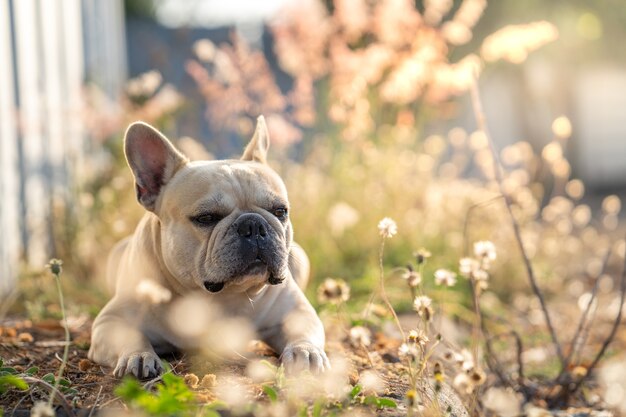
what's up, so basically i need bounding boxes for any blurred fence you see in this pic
[0,0,126,300]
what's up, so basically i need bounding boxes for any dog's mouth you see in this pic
[241,259,268,276]
[204,258,286,293]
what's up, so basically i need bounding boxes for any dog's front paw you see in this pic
[281,342,330,374]
[113,351,164,379]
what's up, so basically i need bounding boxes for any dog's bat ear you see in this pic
[241,115,270,164]
[124,122,188,211]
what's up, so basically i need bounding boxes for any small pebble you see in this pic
[17,332,34,343]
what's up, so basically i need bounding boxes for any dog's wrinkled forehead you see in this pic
[160,160,288,214]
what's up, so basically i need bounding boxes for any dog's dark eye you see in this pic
[191,213,220,226]
[273,207,288,219]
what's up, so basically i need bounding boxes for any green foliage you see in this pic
[115,372,197,416]
[348,384,362,400]
[262,384,278,402]
[363,395,398,409]
[0,357,29,395]
[40,373,77,396]
[347,384,397,410]
[0,375,28,394]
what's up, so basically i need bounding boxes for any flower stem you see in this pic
[379,238,405,341]
[47,274,70,409]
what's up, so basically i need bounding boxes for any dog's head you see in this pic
[124,117,293,294]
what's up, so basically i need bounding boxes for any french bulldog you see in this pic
[88,117,328,378]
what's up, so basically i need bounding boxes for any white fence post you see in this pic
[0,0,20,300]
[14,0,50,267]
[1,0,125,299]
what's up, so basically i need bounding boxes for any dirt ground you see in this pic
[0,314,622,416]
[0,316,440,416]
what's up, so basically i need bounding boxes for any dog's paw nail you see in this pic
[282,343,329,375]
[113,352,162,379]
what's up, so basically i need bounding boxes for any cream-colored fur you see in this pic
[89,117,327,378]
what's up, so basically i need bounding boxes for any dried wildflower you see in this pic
[458,349,475,372]
[442,349,455,361]
[399,342,420,360]
[369,303,389,318]
[200,373,217,389]
[407,329,429,347]
[349,326,372,347]
[46,259,63,276]
[434,269,457,287]
[473,240,496,262]
[317,278,350,304]
[31,402,55,417]
[377,217,398,238]
[459,257,478,277]
[413,295,434,321]
[405,389,418,406]
[406,389,418,407]
[360,370,385,394]
[433,361,445,382]
[136,279,172,305]
[459,254,490,292]
[453,372,473,394]
[414,248,432,265]
[401,267,422,287]
[469,368,486,386]
[184,373,200,388]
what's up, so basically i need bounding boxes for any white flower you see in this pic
[458,348,475,372]
[377,217,398,238]
[473,268,489,282]
[407,329,429,347]
[413,295,432,310]
[474,240,496,262]
[459,257,490,291]
[434,269,457,287]
[399,342,419,360]
[459,257,478,277]
[413,295,434,320]
[401,269,422,287]
[136,279,172,305]
[453,372,473,394]
[31,402,55,417]
[349,326,372,347]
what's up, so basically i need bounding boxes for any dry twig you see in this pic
[557,247,612,384]
[570,240,626,395]
[469,81,565,367]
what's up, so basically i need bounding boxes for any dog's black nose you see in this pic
[204,281,224,293]
[236,214,267,238]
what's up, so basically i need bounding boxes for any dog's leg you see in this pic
[258,279,329,374]
[89,298,163,378]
